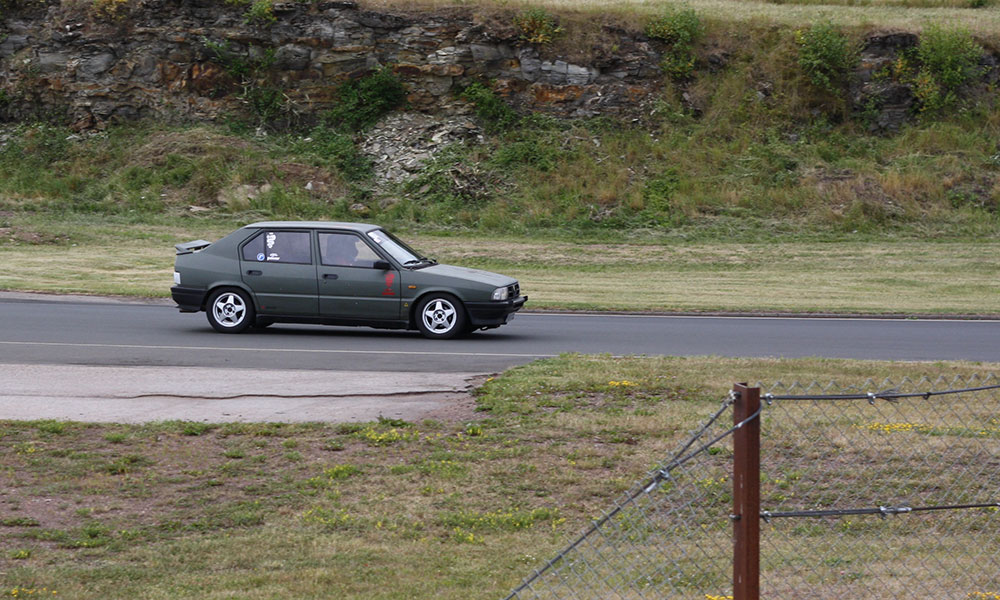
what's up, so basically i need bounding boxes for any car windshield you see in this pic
[367,229,433,267]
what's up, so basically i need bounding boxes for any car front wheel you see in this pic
[416,294,466,340]
[206,288,255,334]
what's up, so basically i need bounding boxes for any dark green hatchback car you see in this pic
[171,222,526,339]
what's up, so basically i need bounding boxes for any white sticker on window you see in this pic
[266,232,276,249]
[267,253,280,261]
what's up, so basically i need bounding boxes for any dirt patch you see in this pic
[129,129,254,167]
[275,161,349,199]
[0,226,70,245]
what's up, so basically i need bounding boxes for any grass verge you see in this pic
[1,355,997,598]
[2,213,1000,314]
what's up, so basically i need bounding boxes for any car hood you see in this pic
[418,264,516,287]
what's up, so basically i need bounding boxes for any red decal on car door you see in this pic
[383,273,396,296]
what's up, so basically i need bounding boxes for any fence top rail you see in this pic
[761,502,1000,521]
[763,382,1000,403]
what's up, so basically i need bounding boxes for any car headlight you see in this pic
[491,286,509,301]
[174,272,181,285]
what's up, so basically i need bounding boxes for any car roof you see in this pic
[243,221,382,233]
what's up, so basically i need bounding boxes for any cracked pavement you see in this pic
[0,364,481,423]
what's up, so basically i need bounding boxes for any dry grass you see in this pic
[361,0,1000,36]
[2,355,997,598]
[426,237,1000,314]
[2,219,999,315]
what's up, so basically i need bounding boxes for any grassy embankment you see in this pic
[3,355,997,598]
[1,0,1000,312]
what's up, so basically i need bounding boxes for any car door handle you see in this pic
[246,270,262,276]
[323,273,338,280]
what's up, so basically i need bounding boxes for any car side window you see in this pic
[319,233,382,268]
[241,231,311,264]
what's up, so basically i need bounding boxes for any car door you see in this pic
[317,231,400,321]
[239,229,318,316]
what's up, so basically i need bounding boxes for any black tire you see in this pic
[206,288,255,334]
[415,293,467,340]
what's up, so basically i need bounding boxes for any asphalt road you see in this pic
[2,296,1000,371]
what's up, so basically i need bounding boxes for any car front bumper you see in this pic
[171,286,206,312]
[465,296,527,327]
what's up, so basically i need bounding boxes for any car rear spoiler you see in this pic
[175,240,212,255]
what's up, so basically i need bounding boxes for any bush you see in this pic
[916,26,983,94]
[514,7,564,45]
[324,67,408,131]
[893,26,984,113]
[461,83,519,132]
[245,0,276,25]
[646,7,704,80]
[795,22,857,94]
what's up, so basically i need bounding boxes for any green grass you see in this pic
[2,212,1000,314]
[1,355,997,598]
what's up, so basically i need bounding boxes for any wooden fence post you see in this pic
[732,383,761,600]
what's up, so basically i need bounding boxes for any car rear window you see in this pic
[241,230,311,264]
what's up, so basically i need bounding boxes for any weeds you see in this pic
[225,0,276,25]
[514,7,563,45]
[461,82,520,132]
[795,22,857,94]
[204,39,289,126]
[912,26,984,113]
[179,422,216,436]
[646,6,704,80]
[281,124,372,181]
[91,0,130,20]
[104,454,152,474]
[323,67,408,132]
[32,420,69,435]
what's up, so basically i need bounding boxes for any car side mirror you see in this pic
[373,260,391,270]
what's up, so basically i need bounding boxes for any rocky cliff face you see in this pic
[0,0,664,129]
[2,3,996,133]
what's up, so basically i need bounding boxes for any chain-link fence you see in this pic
[505,375,1000,600]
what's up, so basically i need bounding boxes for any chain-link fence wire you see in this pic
[505,375,1000,600]
[505,398,742,600]
[759,375,1000,599]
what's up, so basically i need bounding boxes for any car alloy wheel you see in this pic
[207,289,255,334]
[416,294,466,339]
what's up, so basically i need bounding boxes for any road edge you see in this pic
[2,290,998,321]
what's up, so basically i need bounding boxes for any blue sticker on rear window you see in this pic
[257,253,265,261]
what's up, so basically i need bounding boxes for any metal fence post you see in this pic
[732,383,761,600]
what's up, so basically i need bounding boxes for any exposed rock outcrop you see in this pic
[0,0,664,129]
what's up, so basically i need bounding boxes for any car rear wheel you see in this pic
[416,294,466,340]
[207,288,255,334]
